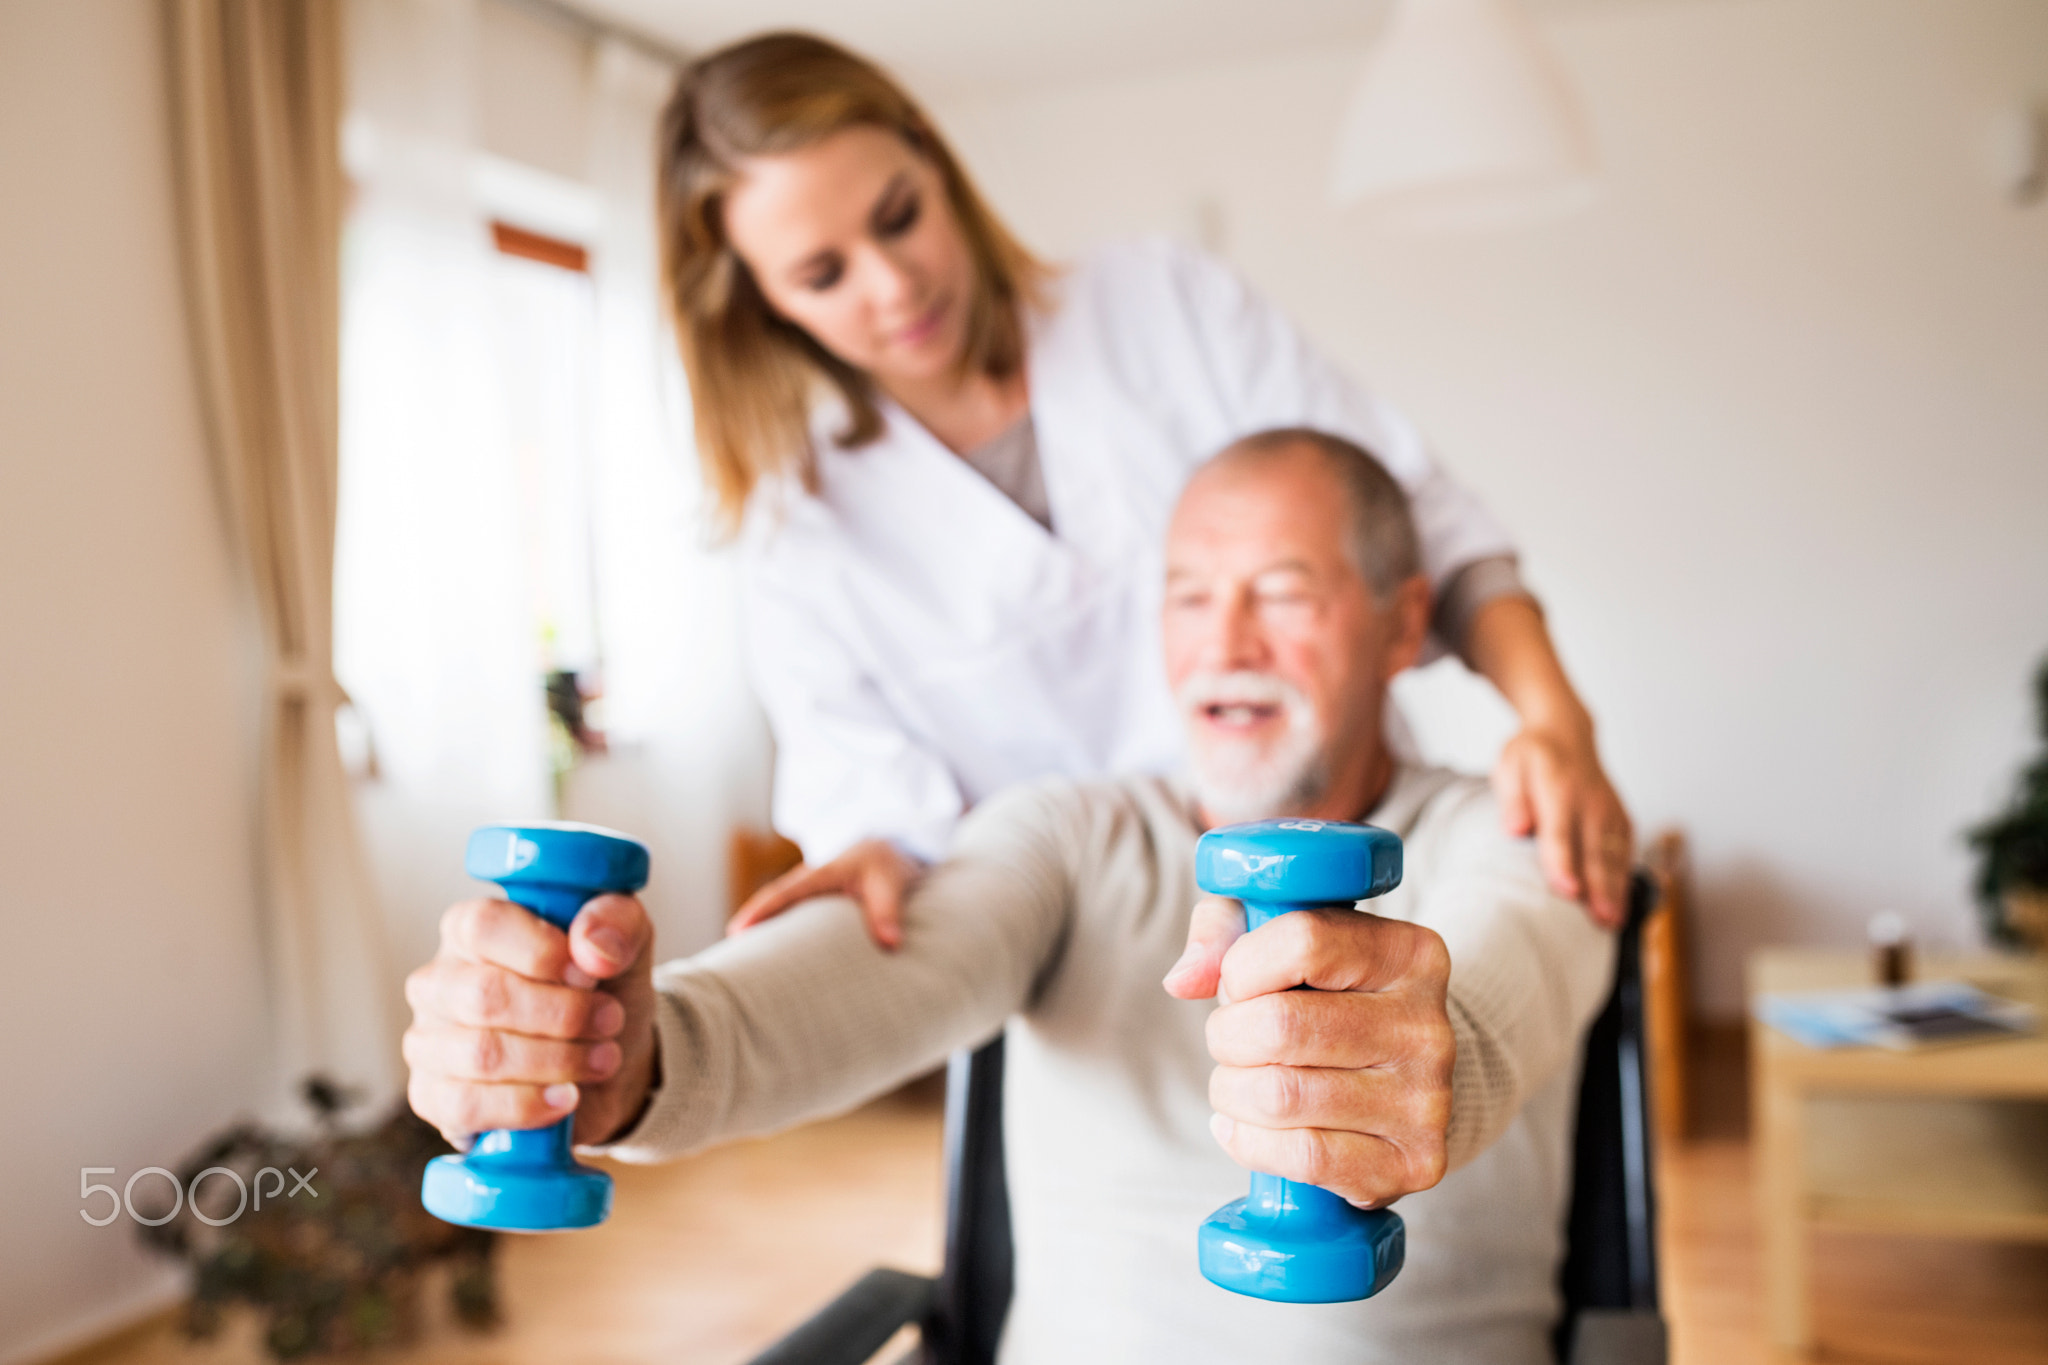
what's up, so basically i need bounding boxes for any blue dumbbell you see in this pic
[1194,817,1407,1303]
[422,822,651,1231]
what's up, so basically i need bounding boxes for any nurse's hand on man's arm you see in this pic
[727,837,927,950]
[1162,895,1454,1209]
[403,893,660,1149]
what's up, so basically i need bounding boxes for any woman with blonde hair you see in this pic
[662,32,1632,942]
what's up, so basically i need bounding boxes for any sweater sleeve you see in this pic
[1405,786,1618,1171]
[598,783,1077,1163]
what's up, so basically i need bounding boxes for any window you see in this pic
[486,218,607,779]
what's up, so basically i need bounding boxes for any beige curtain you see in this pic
[166,0,401,1112]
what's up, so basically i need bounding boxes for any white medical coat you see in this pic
[740,237,1515,863]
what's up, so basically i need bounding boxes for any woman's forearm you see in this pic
[1461,593,1635,925]
[1460,595,1592,738]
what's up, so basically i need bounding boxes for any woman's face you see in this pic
[722,125,978,386]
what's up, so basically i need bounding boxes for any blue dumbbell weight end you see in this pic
[1194,818,1407,1303]
[421,823,651,1232]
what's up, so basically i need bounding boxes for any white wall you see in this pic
[0,3,270,1358]
[477,0,592,179]
[933,0,2048,1014]
[0,7,2039,1352]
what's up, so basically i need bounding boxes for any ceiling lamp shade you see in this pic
[1331,0,1597,231]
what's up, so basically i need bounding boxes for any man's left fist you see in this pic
[1163,897,1454,1208]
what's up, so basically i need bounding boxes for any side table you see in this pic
[1748,949,2048,1351]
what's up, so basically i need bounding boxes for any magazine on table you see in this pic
[1752,979,2038,1050]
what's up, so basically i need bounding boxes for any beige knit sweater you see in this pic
[603,766,1615,1364]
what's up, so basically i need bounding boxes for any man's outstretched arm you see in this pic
[404,784,1077,1161]
[1407,793,1619,1169]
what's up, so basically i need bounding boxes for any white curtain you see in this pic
[336,0,553,972]
[337,6,770,966]
[167,0,403,1119]
[563,37,774,955]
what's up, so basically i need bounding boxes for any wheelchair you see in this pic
[747,875,1669,1365]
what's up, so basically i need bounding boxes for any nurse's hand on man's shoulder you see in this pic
[403,893,659,1150]
[727,837,928,951]
[1162,895,1454,1209]
[1493,722,1635,930]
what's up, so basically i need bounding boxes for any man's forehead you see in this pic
[1165,553,1316,581]
[1169,452,1349,561]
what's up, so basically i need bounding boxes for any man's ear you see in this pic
[1382,574,1432,680]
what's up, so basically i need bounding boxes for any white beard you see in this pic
[1177,669,1329,826]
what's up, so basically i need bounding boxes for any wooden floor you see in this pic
[1662,1137,2048,1365]
[1662,1025,2048,1365]
[71,1087,948,1365]
[68,1055,2048,1365]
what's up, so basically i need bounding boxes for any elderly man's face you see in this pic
[1162,446,1427,825]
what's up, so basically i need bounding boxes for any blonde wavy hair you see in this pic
[657,32,1047,534]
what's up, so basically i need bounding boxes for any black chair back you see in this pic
[1554,873,1663,1361]
[926,1040,1012,1365]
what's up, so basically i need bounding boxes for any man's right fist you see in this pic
[403,892,659,1149]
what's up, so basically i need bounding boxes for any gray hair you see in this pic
[1213,427,1422,598]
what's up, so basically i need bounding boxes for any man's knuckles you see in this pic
[1206,993,1314,1065]
[1220,911,1450,999]
[1402,1131,1450,1192]
[402,962,437,1012]
[1406,926,1452,989]
[405,1073,454,1134]
[1268,1124,1345,1189]
[1211,1059,1450,1138]
[461,1025,505,1079]
[1224,1121,1390,1199]
[443,897,573,978]
[1217,911,1332,994]
[443,961,555,1032]
[1378,1067,1451,1146]
[1355,918,1449,994]
[1420,1013,1456,1078]
[450,962,512,1024]
[1285,1127,1441,1203]
[404,957,503,1026]
[436,898,485,951]
[404,1018,621,1084]
[1378,1005,1454,1078]
[421,960,613,1037]
[441,898,511,958]
[408,1073,559,1139]
[1212,1063,1353,1127]
[1208,988,1437,1067]
[1211,1063,1294,1125]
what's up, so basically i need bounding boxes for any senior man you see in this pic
[404,428,1617,1363]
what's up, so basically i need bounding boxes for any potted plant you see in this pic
[138,1077,499,1359]
[1968,655,2048,952]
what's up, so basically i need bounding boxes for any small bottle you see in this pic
[1868,911,1912,988]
